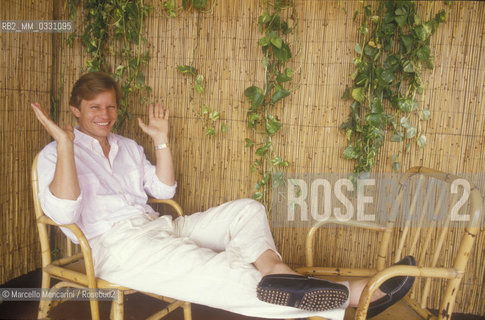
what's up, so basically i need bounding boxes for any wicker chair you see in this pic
[31,154,192,320]
[298,167,483,320]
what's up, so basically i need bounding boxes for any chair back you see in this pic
[377,167,483,317]
[31,153,54,266]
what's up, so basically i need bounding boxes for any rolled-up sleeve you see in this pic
[138,146,177,200]
[37,144,82,225]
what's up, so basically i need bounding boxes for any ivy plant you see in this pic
[245,0,296,207]
[340,0,449,179]
[67,0,152,130]
[177,65,226,136]
[161,0,212,17]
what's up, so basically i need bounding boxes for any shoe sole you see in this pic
[257,286,348,311]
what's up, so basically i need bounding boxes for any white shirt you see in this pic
[37,128,177,243]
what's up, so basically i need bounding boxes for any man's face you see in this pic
[70,89,118,142]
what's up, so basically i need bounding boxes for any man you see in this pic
[32,72,414,319]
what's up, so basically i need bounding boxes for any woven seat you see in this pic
[32,153,191,320]
[298,167,483,320]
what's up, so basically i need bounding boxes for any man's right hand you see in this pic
[31,102,75,145]
[31,102,80,200]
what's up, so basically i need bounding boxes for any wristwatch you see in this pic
[155,143,169,150]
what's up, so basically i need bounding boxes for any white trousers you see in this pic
[90,198,347,319]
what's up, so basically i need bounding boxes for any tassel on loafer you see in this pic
[256,274,349,312]
[367,256,417,318]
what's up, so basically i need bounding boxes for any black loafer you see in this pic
[367,256,417,318]
[256,274,349,311]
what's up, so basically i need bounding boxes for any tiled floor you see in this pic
[1,269,483,320]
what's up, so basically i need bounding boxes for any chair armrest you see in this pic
[37,215,97,290]
[147,198,184,217]
[354,265,460,320]
[304,218,386,267]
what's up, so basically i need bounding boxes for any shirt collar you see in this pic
[74,127,119,154]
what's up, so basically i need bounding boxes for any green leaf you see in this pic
[414,24,432,41]
[258,11,271,25]
[252,192,263,200]
[417,135,427,148]
[176,65,197,75]
[400,35,414,54]
[201,104,210,114]
[193,0,208,9]
[370,98,383,113]
[271,36,283,49]
[353,10,359,21]
[416,46,431,63]
[406,126,417,139]
[355,44,362,55]
[205,127,215,136]
[271,156,283,166]
[262,56,269,68]
[209,111,220,121]
[343,145,359,159]
[136,72,145,86]
[221,122,227,134]
[273,42,291,62]
[395,7,407,16]
[391,132,404,142]
[194,83,204,95]
[245,138,254,147]
[266,115,282,135]
[247,112,259,128]
[365,113,385,127]
[392,159,401,172]
[352,87,365,103]
[436,9,447,23]
[400,116,410,128]
[398,98,418,113]
[258,36,271,47]
[419,109,431,121]
[256,142,272,156]
[272,171,285,188]
[395,15,407,28]
[244,86,264,108]
[402,60,415,73]
[364,44,378,57]
[276,72,292,83]
[341,85,350,100]
[272,86,291,103]
[380,69,396,83]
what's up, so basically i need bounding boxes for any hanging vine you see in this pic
[161,0,214,17]
[177,65,226,136]
[67,0,152,130]
[340,0,450,180]
[172,1,225,137]
[244,0,297,208]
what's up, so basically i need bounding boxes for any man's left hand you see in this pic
[138,104,170,145]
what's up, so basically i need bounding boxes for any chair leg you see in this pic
[110,289,124,320]
[38,271,52,319]
[89,296,101,320]
[183,302,192,320]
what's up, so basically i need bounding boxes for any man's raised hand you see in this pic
[31,102,75,145]
[137,104,170,145]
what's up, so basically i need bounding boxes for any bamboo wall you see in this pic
[0,0,52,285]
[1,0,484,316]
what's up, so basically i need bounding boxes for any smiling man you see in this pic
[31,72,415,320]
